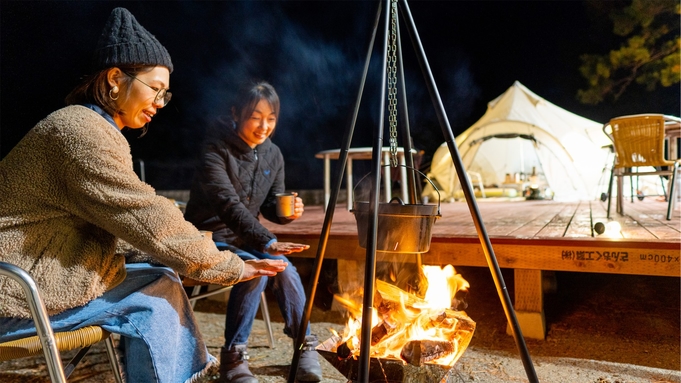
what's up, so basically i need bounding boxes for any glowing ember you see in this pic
[329,265,475,367]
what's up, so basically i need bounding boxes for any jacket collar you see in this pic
[82,103,120,133]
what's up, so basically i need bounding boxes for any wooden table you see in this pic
[315,147,416,211]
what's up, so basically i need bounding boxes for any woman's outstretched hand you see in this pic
[239,259,288,282]
[266,241,310,255]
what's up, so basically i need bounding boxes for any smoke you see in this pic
[174,1,382,188]
[177,2,369,127]
[0,1,482,190]
[158,2,483,189]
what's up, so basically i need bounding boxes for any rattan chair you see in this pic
[603,114,681,220]
[0,261,123,383]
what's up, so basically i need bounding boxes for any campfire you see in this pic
[318,265,476,382]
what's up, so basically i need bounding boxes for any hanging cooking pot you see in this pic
[351,166,441,253]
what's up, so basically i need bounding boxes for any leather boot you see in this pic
[296,335,323,382]
[219,345,258,383]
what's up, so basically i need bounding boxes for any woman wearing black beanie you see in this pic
[0,7,286,383]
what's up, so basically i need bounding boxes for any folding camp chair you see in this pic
[0,261,123,383]
[173,210,275,349]
[165,197,275,348]
[182,277,275,348]
[603,114,681,220]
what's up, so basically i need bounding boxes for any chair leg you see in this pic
[185,283,274,347]
[105,335,124,383]
[189,285,202,309]
[617,172,625,215]
[6,265,68,383]
[259,292,275,348]
[606,164,615,218]
[659,174,668,202]
[630,171,634,203]
[63,345,93,378]
[63,335,123,381]
[666,164,678,220]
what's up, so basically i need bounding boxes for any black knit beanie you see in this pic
[92,7,173,73]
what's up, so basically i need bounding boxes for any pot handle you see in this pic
[353,165,441,216]
[388,196,405,205]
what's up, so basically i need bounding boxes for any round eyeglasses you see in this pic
[123,72,172,105]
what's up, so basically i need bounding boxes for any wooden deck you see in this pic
[263,198,680,276]
[262,197,680,339]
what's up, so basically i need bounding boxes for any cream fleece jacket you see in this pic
[0,105,244,318]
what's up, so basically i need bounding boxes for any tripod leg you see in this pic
[287,2,384,382]
[359,1,392,380]
[398,1,538,382]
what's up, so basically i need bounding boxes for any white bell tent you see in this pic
[423,81,612,201]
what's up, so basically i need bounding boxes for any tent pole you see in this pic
[286,2,384,382]
[398,0,539,382]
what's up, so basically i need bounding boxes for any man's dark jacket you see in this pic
[184,119,293,251]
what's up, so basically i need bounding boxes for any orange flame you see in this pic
[333,264,474,366]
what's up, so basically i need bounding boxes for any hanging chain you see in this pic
[387,0,399,167]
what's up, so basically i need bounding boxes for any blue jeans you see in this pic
[0,263,216,383]
[216,243,310,348]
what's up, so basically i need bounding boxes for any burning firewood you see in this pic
[336,340,353,360]
[399,339,455,366]
[373,291,399,317]
[452,289,469,310]
[425,311,447,330]
[329,265,476,367]
[376,279,428,308]
[370,321,397,345]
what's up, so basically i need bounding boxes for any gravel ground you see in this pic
[1,265,679,383]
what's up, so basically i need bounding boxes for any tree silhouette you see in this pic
[577,0,679,105]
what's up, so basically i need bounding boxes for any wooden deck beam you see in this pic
[280,234,680,277]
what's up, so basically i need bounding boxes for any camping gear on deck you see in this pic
[423,81,611,202]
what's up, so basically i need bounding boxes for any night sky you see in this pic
[2,1,679,190]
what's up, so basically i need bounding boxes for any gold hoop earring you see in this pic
[109,86,119,101]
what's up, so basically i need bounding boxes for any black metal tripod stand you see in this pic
[288,1,539,382]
